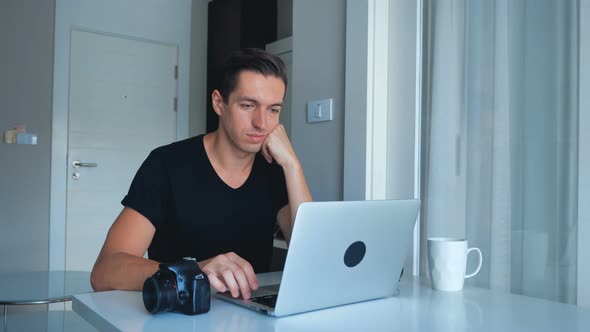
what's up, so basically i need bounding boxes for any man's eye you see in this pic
[241,103,254,109]
[271,108,281,114]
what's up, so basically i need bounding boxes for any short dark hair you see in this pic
[218,48,288,102]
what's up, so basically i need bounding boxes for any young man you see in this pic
[90,48,312,300]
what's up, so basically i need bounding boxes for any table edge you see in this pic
[72,294,121,332]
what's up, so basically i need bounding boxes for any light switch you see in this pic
[307,98,333,123]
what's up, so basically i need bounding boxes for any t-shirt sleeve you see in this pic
[270,162,289,217]
[121,148,170,228]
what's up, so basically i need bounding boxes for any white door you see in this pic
[66,29,177,271]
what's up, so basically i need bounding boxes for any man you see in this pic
[90,48,312,300]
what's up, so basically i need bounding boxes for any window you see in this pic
[421,0,579,304]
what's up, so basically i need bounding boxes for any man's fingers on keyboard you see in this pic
[207,275,226,293]
[221,268,241,298]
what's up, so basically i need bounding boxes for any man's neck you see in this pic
[203,131,256,173]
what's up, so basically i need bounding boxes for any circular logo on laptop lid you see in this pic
[344,241,366,267]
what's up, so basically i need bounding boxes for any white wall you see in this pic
[292,0,417,203]
[387,1,418,200]
[298,0,418,205]
[343,0,369,201]
[292,0,346,201]
[0,0,55,273]
[578,0,590,309]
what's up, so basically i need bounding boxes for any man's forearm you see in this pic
[282,161,313,240]
[91,252,160,292]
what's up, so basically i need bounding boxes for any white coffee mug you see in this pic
[427,238,483,291]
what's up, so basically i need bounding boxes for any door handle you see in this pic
[72,160,98,168]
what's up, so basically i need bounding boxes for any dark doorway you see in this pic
[206,0,278,132]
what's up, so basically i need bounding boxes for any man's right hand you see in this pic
[198,252,259,300]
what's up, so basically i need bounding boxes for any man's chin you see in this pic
[240,142,263,154]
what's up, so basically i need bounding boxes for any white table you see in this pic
[73,272,590,332]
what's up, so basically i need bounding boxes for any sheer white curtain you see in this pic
[421,0,579,303]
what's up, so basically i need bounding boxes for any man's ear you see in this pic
[212,90,225,117]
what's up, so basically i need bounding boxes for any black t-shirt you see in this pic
[121,135,288,272]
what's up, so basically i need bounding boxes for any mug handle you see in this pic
[465,247,482,279]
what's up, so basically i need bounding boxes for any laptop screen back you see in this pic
[273,199,420,316]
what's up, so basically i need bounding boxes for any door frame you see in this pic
[49,0,192,271]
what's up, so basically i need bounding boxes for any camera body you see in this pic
[142,258,210,315]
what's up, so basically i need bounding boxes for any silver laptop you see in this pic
[215,199,420,317]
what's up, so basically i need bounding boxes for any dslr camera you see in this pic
[142,258,210,315]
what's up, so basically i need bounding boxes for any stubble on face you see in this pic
[218,71,285,156]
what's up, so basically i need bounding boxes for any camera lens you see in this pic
[142,274,178,313]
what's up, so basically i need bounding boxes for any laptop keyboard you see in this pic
[250,294,278,308]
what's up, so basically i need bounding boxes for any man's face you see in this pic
[214,70,285,154]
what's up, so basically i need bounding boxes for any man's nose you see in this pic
[252,109,267,129]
